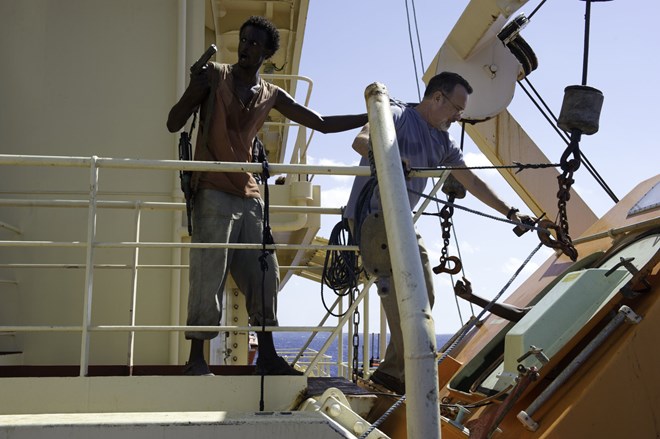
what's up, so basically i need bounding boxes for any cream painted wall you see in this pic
[0,0,197,366]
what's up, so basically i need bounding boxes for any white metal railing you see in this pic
[0,153,450,378]
[262,73,315,166]
[280,348,333,377]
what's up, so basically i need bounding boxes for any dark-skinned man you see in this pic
[168,16,367,375]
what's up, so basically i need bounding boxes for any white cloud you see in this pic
[321,185,352,209]
[427,241,443,264]
[456,240,477,255]
[463,151,490,167]
[503,257,541,278]
[309,156,359,167]
[433,276,453,290]
[463,151,501,182]
[307,154,360,183]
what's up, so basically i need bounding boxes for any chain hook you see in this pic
[433,175,465,276]
[433,255,463,275]
[537,219,578,261]
[559,130,582,173]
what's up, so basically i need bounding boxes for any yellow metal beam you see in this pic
[424,0,598,236]
[465,112,598,236]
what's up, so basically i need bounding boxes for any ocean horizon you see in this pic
[274,332,452,375]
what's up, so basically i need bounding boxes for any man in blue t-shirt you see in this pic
[345,72,530,394]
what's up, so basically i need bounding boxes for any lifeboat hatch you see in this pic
[499,268,628,387]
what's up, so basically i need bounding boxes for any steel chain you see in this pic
[432,198,462,275]
[351,286,360,383]
[440,203,453,262]
[549,136,581,261]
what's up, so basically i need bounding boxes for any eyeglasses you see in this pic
[440,91,465,115]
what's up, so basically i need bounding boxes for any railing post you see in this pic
[79,156,99,376]
[127,203,142,373]
[365,82,441,439]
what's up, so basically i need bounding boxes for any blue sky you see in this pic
[276,0,659,334]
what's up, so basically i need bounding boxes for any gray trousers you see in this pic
[372,230,435,383]
[186,189,280,340]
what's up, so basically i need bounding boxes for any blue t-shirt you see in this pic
[344,100,464,221]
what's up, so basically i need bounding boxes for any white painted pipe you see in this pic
[365,82,441,439]
[79,157,99,376]
[2,325,338,333]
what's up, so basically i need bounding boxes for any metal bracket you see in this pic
[620,305,642,324]
[299,388,390,439]
[516,345,550,369]
[605,257,638,278]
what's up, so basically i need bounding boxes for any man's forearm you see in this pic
[313,114,368,134]
[167,92,201,133]
[454,169,510,216]
[167,70,210,133]
[352,124,370,157]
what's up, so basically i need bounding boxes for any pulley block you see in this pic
[497,13,529,46]
[498,14,538,80]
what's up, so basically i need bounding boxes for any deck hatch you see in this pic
[500,268,628,385]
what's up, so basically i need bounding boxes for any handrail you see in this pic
[0,199,343,214]
[0,153,452,178]
[261,73,314,165]
[0,264,324,270]
[0,153,379,378]
[0,241,358,251]
[0,151,455,380]
[3,325,338,333]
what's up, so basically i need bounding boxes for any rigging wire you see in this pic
[410,0,425,72]
[451,123,476,319]
[430,125,475,322]
[361,242,544,438]
[403,0,485,324]
[527,0,548,21]
[413,161,561,173]
[258,161,275,411]
[429,178,467,326]
[404,0,422,101]
[582,0,592,86]
[362,0,616,431]
[449,215,475,320]
[518,78,619,202]
[516,0,619,203]
[411,189,547,233]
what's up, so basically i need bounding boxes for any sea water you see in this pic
[273,332,452,376]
